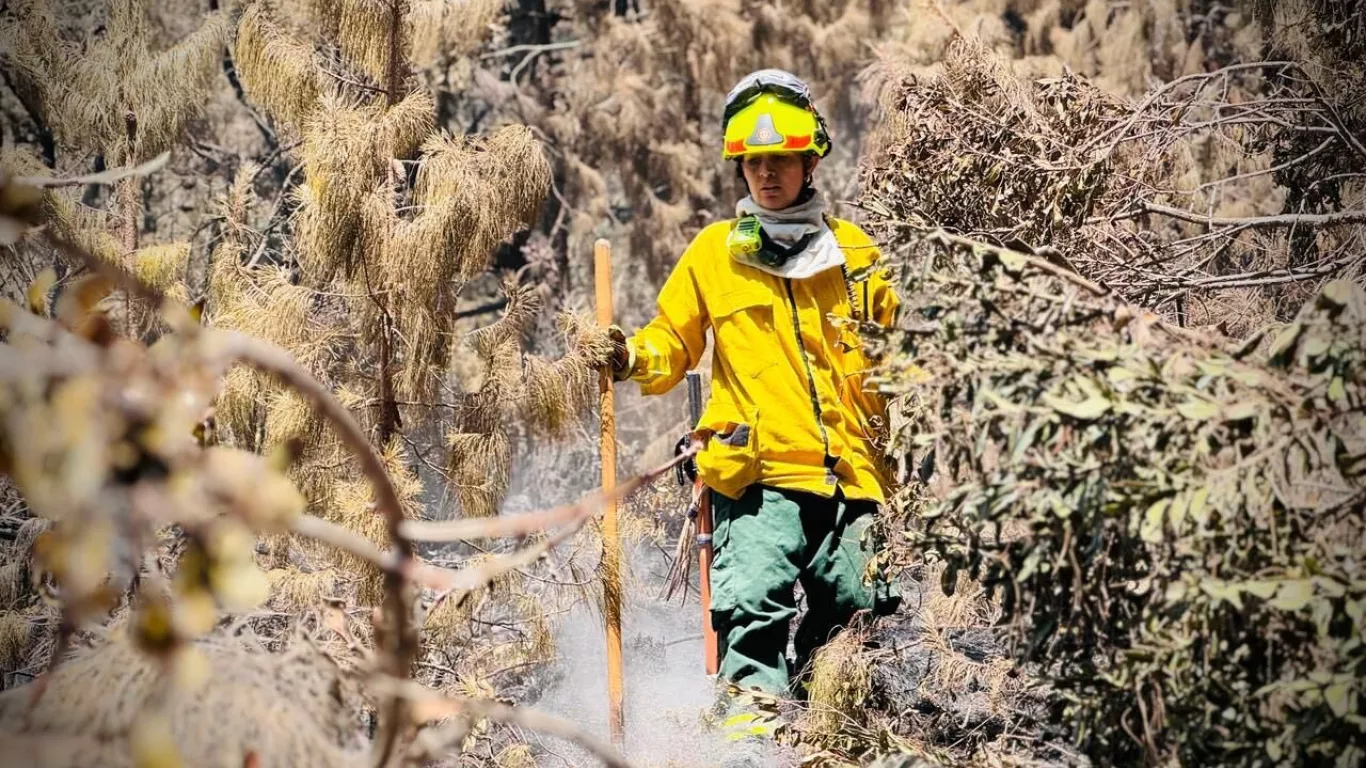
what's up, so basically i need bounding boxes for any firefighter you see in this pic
[608,69,901,716]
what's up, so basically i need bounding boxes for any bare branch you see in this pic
[290,451,690,593]
[290,513,398,571]
[17,152,171,189]
[43,233,167,309]
[1138,201,1366,229]
[1152,252,1364,294]
[402,500,582,542]
[211,328,419,768]
[919,227,1112,298]
[1086,61,1299,154]
[243,163,303,270]
[1192,137,1335,193]
[379,678,635,768]
[407,450,690,593]
[1300,68,1366,161]
[479,40,581,59]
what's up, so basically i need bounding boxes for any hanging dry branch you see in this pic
[234,3,327,128]
[1136,200,1366,229]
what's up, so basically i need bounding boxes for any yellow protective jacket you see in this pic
[623,217,900,503]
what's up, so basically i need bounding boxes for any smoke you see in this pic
[497,371,790,765]
[528,544,791,768]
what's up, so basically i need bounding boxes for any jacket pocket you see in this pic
[710,286,775,379]
[696,410,761,501]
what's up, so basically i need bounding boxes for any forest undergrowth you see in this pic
[1,1,1364,767]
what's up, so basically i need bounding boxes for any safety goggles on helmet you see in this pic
[724,69,816,122]
[722,69,831,160]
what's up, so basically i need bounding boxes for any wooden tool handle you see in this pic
[595,238,625,746]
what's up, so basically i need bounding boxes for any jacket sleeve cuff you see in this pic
[612,344,638,382]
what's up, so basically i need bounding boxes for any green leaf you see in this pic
[1190,486,1210,526]
[1082,345,1119,363]
[1043,392,1112,421]
[1320,280,1351,309]
[1329,376,1347,403]
[1267,739,1283,761]
[1269,580,1314,611]
[982,388,1023,414]
[1268,323,1303,365]
[1313,577,1347,599]
[1242,580,1279,599]
[1347,599,1365,628]
[997,249,1027,274]
[1178,399,1221,420]
[1107,365,1139,386]
[1011,418,1046,464]
[1301,334,1331,358]
[1050,494,1073,519]
[1165,580,1187,602]
[1141,498,1169,544]
[1197,359,1229,377]
[1200,578,1244,609]
[1313,598,1335,638]
[1325,684,1351,717]
[1230,368,1266,387]
[1271,678,1320,695]
[1224,401,1259,421]
[1168,491,1189,531]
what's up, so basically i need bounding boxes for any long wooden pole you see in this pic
[697,485,718,675]
[684,373,719,676]
[594,238,626,747]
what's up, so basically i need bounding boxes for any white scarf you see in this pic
[733,192,846,279]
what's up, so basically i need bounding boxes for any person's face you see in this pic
[741,152,815,209]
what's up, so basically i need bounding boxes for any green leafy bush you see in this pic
[874,230,1365,766]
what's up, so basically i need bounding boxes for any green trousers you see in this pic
[709,484,900,696]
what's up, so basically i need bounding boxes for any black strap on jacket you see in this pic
[756,229,818,268]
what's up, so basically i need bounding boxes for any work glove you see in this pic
[605,324,634,381]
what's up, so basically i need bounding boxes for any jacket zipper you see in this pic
[784,279,835,481]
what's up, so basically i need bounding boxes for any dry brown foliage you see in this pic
[0,2,674,765]
[844,2,1364,764]
[1,0,226,338]
[0,635,366,768]
[0,177,677,765]
[10,1,1360,765]
[862,3,1365,341]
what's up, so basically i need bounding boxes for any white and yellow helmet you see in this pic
[722,69,832,160]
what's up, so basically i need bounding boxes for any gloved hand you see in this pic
[604,324,634,381]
